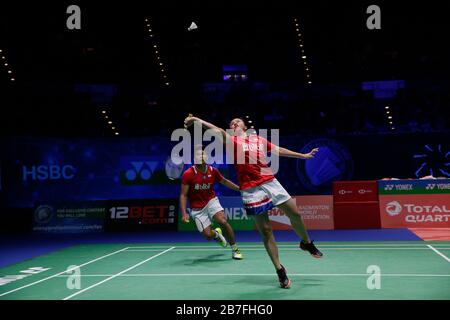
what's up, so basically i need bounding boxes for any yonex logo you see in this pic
[125,161,158,181]
[120,159,159,185]
[384,185,394,191]
[426,184,436,190]
[386,201,402,216]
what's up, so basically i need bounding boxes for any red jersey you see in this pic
[231,135,275,190]
[181,165,224,209]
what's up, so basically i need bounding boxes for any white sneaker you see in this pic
[214,228,227,247]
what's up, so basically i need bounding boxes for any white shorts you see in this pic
[240,179,291,215]
[190,197,224,232]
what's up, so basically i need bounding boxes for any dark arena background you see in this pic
[0,0,449,308]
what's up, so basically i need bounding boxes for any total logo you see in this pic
[386,201,402,216]
[385,201,450,222]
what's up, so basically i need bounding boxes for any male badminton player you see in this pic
[184,116,323,288]
[179,146,243,260]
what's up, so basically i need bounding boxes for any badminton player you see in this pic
[179,146,243,260]
[184,116,323,288]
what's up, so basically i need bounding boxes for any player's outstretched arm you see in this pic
[179,184,190,223]
[184,116,232,144]
[273,146,319,159]
[219,178,240,192]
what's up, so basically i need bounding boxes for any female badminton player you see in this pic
[184,116,323,288]
[179,146,243,260]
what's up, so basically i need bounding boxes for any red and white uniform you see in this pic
[181,165,224,231]
[231,135,275,190]
[231,134,291,215]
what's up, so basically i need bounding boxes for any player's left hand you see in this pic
[305,148,319,159]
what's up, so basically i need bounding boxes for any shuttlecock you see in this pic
[188,22,198,31]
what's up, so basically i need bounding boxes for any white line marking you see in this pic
[62,247,175,300]
[126,244,450,249]
[0,247,130,298]
[55,273,450,277]
[124,248,445,251]
[427,245,450,263]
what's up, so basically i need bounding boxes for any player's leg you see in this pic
[253,212,291,288]
[253,212,281,269]
[213,211,243,259]
[277,198,310,242]
[265,179,323,258]
[212,211,236,245]
[201,226,217,240]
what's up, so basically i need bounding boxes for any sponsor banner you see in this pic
[333,181,378,202]
[378,179,450,195]
[178,197,254,231]
[380,194,450,228]
[269,196,334,230]
[105,199,178,231]
[32,202,106,233]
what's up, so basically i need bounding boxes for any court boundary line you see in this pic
[0,246,130,298]
[55,273,450,277]
[62,247,175,300]
[123,247,450,251]
[427,245,450,263]
[126,244,450,249]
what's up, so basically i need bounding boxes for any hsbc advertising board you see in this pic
[378,180,450,228]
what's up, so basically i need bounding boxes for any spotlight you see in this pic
[7,70,12,73]
[108,121,112,124]
[385,106,389,109]
[153,45,157,48]
[159,62,163,65]
[302,56,306,59]
[308,81,312,84]
[115,132,119,135]
[102,110,106,114]
[4,63,8,66]
[388,116,392,119]
[10,78,15,81]
[111,127,116,130]
[105,115,109,119]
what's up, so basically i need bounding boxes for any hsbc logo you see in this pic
[386,201,402,216]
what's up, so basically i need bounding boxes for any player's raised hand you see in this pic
[305,148,319,159]
[184,113,196,129]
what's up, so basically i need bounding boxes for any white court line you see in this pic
[0,246,130,298]
[62,247,175,300]
[427,245,450,263]
[127,244,450,249]
[55,273,450,277]
[124,248,449,251]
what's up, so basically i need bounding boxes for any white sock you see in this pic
[231,244,238,250]
[213,230,219,239]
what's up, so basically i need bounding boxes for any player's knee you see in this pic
[203,230,215,240]
[259,226,273,238]
[216,218,228,227]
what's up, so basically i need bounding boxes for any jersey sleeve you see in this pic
[181,169,192,185]
[213,167,224,182]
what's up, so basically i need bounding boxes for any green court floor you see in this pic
[0,242,449,300]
